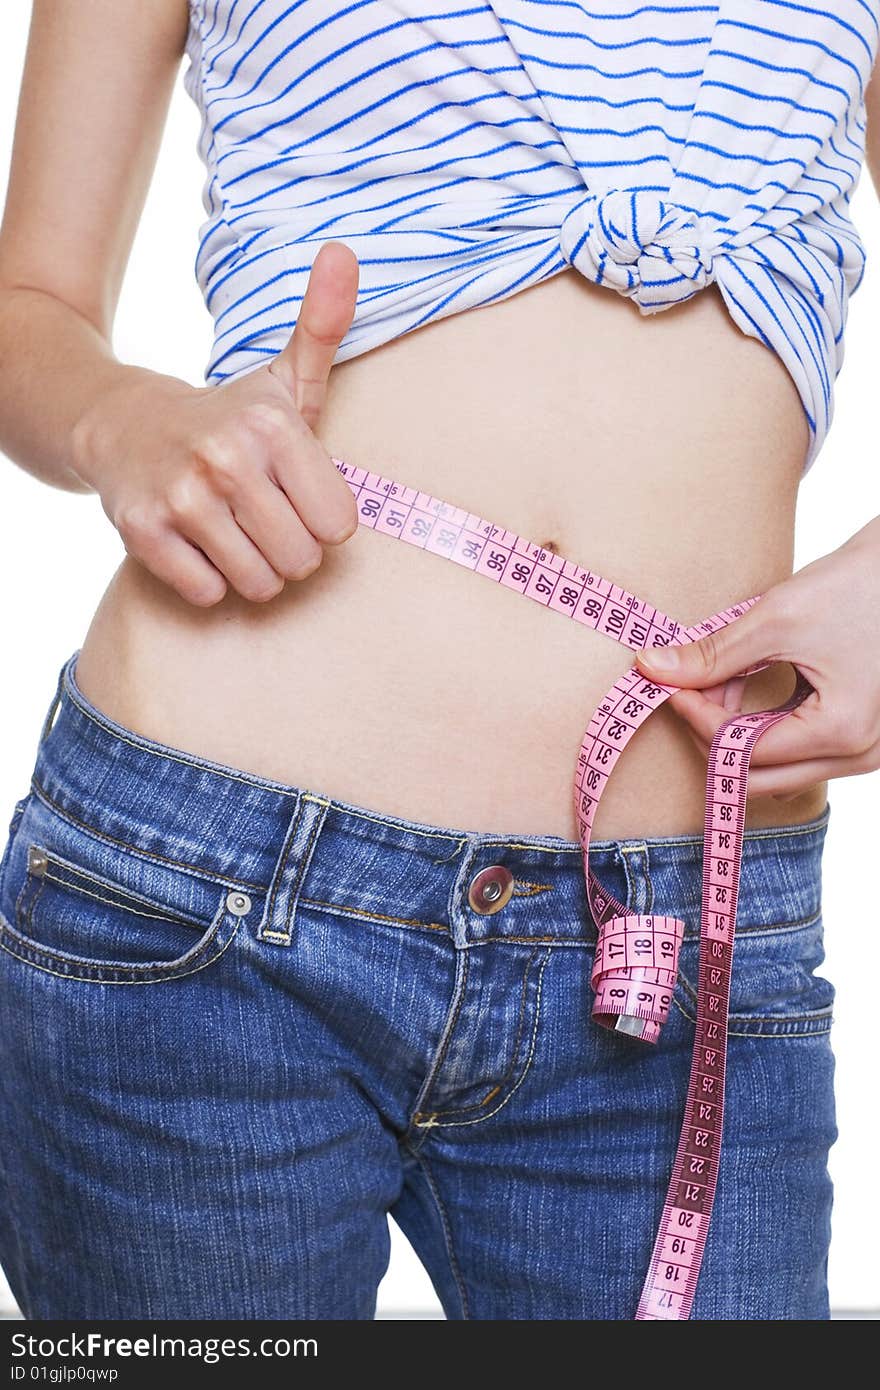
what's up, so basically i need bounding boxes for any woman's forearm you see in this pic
[0,242,359,608]
[0,281,180,493]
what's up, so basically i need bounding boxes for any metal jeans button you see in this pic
[467,864,514,915]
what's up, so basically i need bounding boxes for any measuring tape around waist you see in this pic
[333,456,814,1320]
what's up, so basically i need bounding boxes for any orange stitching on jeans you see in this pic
[434,951,552,1129]
[299,896,448,932]
[428,948,543,1120]
[407,950,471,1145]
[511,880,553,897]
[474,934,582,945]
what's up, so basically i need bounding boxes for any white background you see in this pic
[0,6,878,1318]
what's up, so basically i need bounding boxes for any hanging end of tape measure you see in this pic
[614,1014,647,1039]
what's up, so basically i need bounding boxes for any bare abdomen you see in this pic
[74,271,827,839]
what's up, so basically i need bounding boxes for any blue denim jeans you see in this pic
[0,654,836,1320]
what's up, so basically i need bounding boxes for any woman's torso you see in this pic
[74,269,827,840]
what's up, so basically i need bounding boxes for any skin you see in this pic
[0,0,878,841]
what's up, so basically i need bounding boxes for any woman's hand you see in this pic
[634,517,880,800]
[70,241,360,606]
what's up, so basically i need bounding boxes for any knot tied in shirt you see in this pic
[559,189,717,313]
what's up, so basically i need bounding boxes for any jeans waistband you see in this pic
[27,653,831,946]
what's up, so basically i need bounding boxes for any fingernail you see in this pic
[636,646,678,671]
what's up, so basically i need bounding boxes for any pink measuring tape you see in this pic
[333,457,814,1321]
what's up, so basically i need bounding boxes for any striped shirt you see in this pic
[182,1,880,472]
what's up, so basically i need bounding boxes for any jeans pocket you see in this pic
[675,911,835,1038]
[0,792,252,984]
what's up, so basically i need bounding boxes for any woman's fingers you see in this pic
[177,495,285,603]
[664,683,844,766]
[268,423,358,545]
[123,524,228,608]
[268,241,360,429]
[636,592,783,687]
[676,714,868,799]
[231,472,324,580]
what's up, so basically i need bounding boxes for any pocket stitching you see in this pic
[673,908,833,1034]
[0,914,242,986]
[0,892,238,984]
[673,980,834,1032]
[14,870,44,935]
[22,844,211,930]
[39,869,199,928]
[672,993,833,1037]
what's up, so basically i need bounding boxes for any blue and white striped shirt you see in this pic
[183,1,880,471]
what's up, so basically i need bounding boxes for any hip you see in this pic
[0,654,835,1021]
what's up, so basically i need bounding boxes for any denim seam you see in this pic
[426,947,542,1120]
[303,895,576,941]
[408,950,471,1146]
[644,844,655,914]
[511,879,553,897]
[0,907,242,985]
[671,993,834,1035]
[297,893,819,945]
[30,779,266,892]
[458,806,829,854]
[673,907,823,946]
[259,799,307,943]
[404,1148,470,1319]
[471,934,583,945]
[280,798,329,944]
[614,803,832,850]
[713,908,823,937]
[0,895,231,972]
[619,842,656,915]
[260,796,331,945]
[23,849,209,929]
[15,874,44,935]
[725,1020,834,1037]
[300,896,448,933]
[305,887,589,941]
[620,846,637,913]
[433,951,551,1129]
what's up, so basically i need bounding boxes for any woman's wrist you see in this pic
[69,366,198,492]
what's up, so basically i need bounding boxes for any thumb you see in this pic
[634,601,775,688]
[268,240,359,427]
